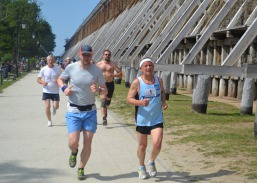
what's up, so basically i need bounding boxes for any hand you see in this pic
[43,82,48,86]
[64,85,73,96]
[162,102,168,110]
[90,80,98,93]
[142,98,150,106]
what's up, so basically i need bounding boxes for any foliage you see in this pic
[1,52,12,62]
[0,0,56,62]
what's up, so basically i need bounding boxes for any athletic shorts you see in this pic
[66,110,97,134]
[136,123,163,135]
[42,93,60,101]
[106,81,115,99]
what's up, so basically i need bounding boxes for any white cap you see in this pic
[139,58,154,67]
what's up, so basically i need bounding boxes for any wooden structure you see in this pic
[62,0,257,136]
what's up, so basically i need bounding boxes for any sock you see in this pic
[72,149,78,156]
[139,166,146,170]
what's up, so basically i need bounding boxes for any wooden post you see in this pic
[125,67,131,88]
[228,79,237,98]
[186,75,193,92]
[211,77,219,96]
[219,78,227,97]
[162,71,171,100]
[237,79,243,100]
[192,75,211,114]
[170,72,177,95]
[183,75,188,89]
[129,67,137,86]
[178,74,184,88]
[241,78,254,115]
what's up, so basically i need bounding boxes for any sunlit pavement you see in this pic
[0,71,187,183]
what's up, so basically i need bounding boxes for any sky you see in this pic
[39,0,101,56]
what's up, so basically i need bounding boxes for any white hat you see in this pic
[139,58,154,67]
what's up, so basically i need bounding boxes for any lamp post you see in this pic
[27,32,35,71]
[15,19,26,77]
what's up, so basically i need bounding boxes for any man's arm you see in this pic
[113,66,122,78]
[37,77,48,86]
[158,77,168,110]
[127,79,149,106]
[57,76,73,96]
[98,83,108,96]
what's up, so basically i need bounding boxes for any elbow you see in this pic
[126,97,131,105]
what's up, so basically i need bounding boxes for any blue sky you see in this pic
[39,0,100,56]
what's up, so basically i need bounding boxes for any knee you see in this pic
[101,98,107,108]
[106,99,111,106]
[138,143,147,151]
[153,141,162,151]
[69,139,79,149]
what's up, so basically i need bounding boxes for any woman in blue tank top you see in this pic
[127,58,168,179]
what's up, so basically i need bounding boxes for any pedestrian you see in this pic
[96,49,122,125]
[39,58,46,69]
[61,56,71,71]
[127,57,168,179]
[61,57,72,85]
[57,44,107,180]
[37,55,62,127]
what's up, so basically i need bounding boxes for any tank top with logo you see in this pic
[136,75,163,126]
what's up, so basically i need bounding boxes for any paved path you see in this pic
[0,71,188,183]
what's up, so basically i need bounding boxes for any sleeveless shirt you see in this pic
[136,75,164,126]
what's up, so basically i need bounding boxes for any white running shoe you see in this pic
[52,107,56,115]
[138,166,147,179]
[47,121,52,127]
[148,160,157,177]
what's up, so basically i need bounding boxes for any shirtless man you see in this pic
[96,49,122,125]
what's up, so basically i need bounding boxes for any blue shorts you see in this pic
[66,110,97,134]
[42,93,60,101]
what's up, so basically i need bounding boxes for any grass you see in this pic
[0,72,28,92]
[109,80,257,180]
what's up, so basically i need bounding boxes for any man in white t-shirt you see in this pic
[37,55,62,127]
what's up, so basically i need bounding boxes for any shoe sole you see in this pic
[103,120,107,126]
[78,176,86,180]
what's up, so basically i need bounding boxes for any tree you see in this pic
[0,0,56,63]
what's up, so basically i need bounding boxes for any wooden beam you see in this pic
[222,17,257,66]
[182,64,244,77]
[152,64,257,79]
[180,0,237,65]
[153,0,212,63]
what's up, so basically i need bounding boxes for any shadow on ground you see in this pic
[85,169,235,182]
[0,161,64,183]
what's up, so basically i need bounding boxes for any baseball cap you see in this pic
[139,58,154,67]
[80,45,92,54]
